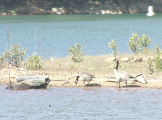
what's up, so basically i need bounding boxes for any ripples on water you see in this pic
[0,14,162,59]
[0,85,162,120]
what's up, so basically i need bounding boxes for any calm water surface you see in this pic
[1,14,162,119]
[0,85,162,120]
[0,14,162,59]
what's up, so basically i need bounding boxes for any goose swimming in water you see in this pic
[75,72,95,86]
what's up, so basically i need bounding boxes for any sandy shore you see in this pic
[0,73,162,89]
[1,69,162,89]
[49,79,162,89]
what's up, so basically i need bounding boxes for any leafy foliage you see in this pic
[152,44,162,54]
[151,45,162,71]
[154,54,162,70]
[0,57,5,69]
[1,44,26,68]
[24,52,43,70]
[108,39,118,56]
[68,43,83,62]
[147,61,154,75]
[128,33,151,54]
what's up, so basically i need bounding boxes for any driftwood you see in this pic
[6,76,50,90]
[60,75,77,86]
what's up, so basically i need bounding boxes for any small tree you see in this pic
[147,61,154,75]
[128,33,151,54]
[68,43,83,62]
[108,39,118,57]
[152,45,162,54]
[150,45,162,71]
[154,53,162,70]
[24,52,43,70]
[1,44,26,68]
[138,34,151,53]
[0,57,5,68]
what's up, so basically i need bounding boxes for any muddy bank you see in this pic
[0,0,162,15]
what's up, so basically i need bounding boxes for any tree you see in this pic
[1,44,26,68]
[128,33,151,54]
[68,43,83,62]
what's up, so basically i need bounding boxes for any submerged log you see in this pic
[6,76,50,90]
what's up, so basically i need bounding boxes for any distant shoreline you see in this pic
[0,0,161,16]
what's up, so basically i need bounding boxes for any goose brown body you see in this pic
[75,72,95,85]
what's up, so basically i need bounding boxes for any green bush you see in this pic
[154,53,162,70]
[151,45,162,71]
[152,45,162,54]
[24,52,43,70]
[0,57,5,69]
[68,43,83,62]
[1,44,26,68]
[108,39,118,56]
[128,33,151,54]
[147,61,154,75]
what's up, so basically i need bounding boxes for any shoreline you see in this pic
[0,0,162,16]
[0,54,162,90]
[1,75,162,90]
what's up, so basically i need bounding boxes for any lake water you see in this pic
[0,85,162,120]
[0,14,162,59]
[1,14,162,120]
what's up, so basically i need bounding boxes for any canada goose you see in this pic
[75,72,95,86]
[113,58,133,88]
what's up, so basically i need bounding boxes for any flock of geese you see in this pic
[74,58,145,88]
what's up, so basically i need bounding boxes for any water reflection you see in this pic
[0,85,162,120]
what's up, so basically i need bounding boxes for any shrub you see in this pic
[1,44,26,68]
[154,53,162,70]
[147,61,154,75]
[24,52,43,70]
[0,57,5,68]
[152,45,162,70]
[128,33,151,54]
[68,43,83,62]
[152,44,162,54]
[108,39,118,56]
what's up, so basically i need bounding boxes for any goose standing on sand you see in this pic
[75,72,95,86]
[113,58,133,88]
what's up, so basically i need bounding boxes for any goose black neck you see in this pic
[115,60,119,70]
[75,76,79,84]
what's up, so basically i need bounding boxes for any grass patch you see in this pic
[35,53,161,79]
